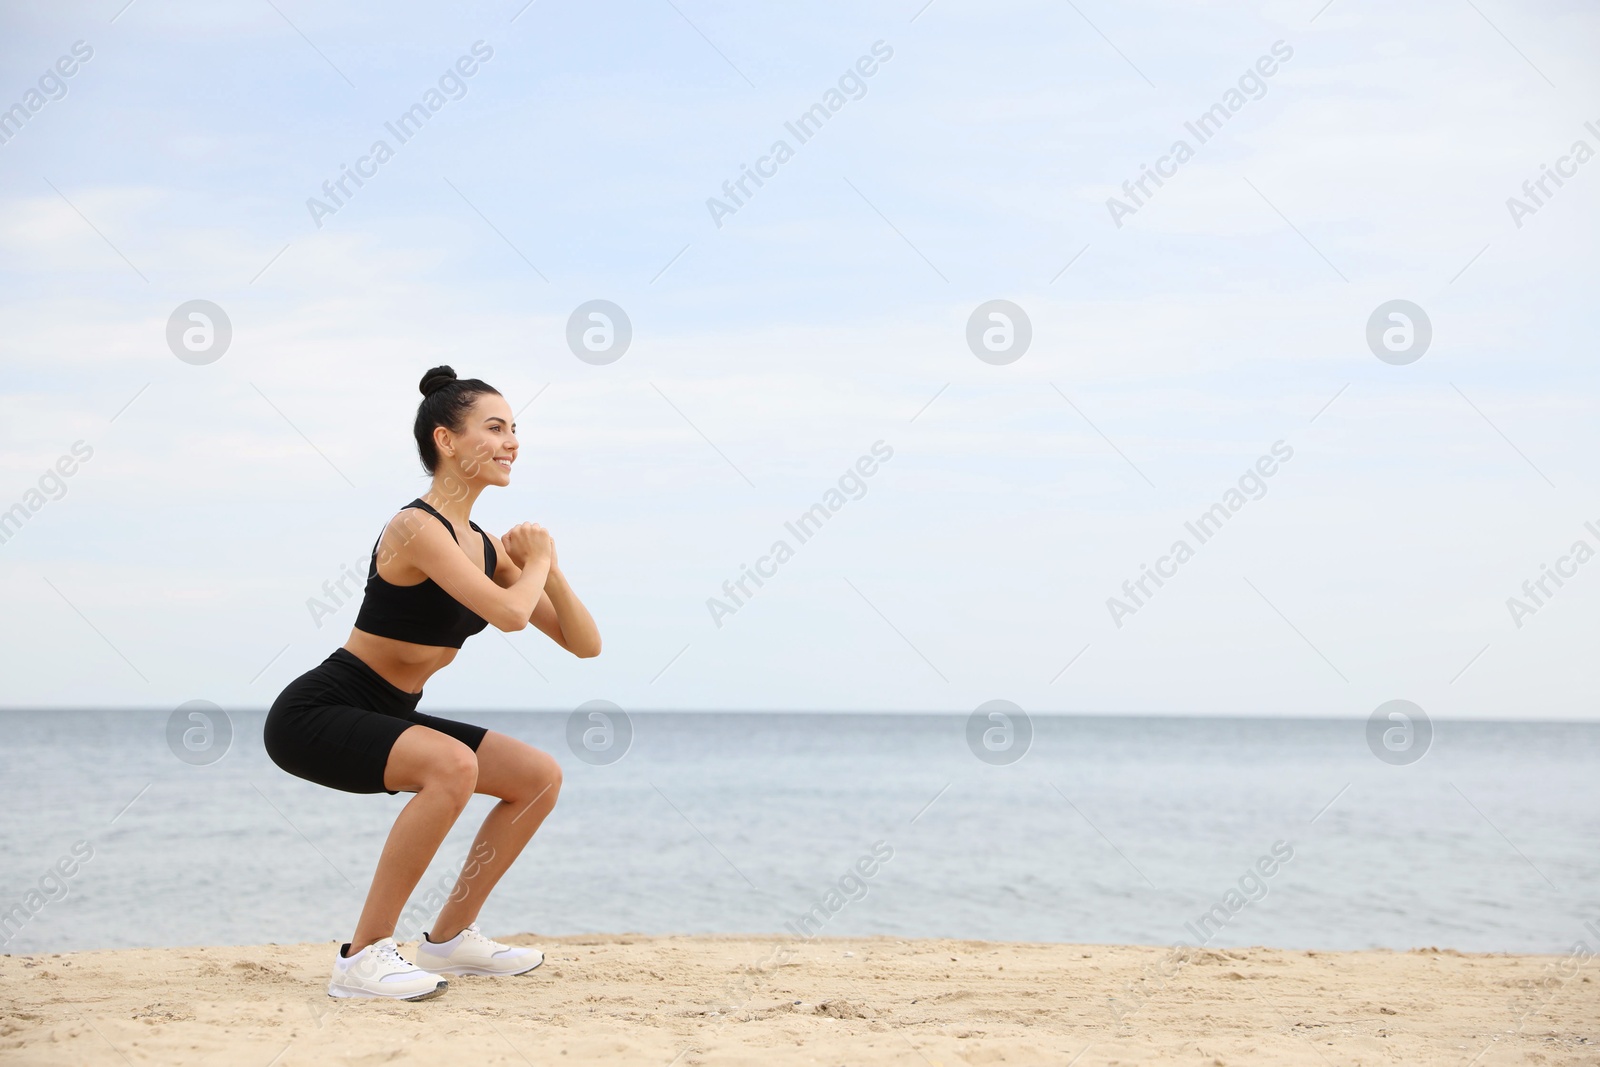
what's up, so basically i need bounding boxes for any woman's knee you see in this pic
[523,746,562,804]
[509,748,562,814]
[538,751,563,798]
[475,732,562,805]
[429,742,479,803]
[389,728,479,799]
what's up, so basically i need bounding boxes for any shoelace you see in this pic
[372,940,414,970]
[459,924,507,952]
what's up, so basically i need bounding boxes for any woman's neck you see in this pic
[423,474,481,527]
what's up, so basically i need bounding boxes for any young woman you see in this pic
[264,365,599,1001]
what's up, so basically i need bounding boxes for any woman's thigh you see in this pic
[383,724,480,795]
[471,731,563,804]
[264,700,414,795]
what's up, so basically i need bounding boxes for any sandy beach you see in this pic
[3,934,1594,1065]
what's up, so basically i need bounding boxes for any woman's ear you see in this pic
[433,423,454,459]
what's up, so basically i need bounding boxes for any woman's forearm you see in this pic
[495,560,549,631]
[543,566,601,656]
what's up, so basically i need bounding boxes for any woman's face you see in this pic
[438,392,518,488]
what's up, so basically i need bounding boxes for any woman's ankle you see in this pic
[345,932,388,956]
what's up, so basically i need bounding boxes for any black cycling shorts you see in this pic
[264,648,488,795]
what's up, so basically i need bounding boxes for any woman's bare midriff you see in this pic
[344,627,459,694]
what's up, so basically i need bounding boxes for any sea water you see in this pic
[0,711,1595,955]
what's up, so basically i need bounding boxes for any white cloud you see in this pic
[0,0,1596,717]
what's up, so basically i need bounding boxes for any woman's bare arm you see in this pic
[487,530,601,657]
[379,513,547,632]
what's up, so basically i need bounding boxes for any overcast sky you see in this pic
[1,0,1596,718]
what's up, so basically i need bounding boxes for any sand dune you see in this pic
[2,934,1593,1065]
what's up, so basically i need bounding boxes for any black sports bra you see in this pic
[352,499,498,649]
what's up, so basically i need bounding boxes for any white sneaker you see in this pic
[327,937,448,1000]
[415,922,544,977]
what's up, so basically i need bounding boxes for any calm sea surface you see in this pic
[1,711,1595,955]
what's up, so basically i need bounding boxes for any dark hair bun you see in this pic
[419,365,458,397]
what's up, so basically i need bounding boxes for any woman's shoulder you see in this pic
[475,526,513,583]
[375,501,455,559]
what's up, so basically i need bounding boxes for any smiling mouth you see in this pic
[493,457,512,470]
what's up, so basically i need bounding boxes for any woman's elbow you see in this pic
[496,612,529,633]
[573,636,601,658]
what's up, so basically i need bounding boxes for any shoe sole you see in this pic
[327,979,449,1001]
[420,957,543,978]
